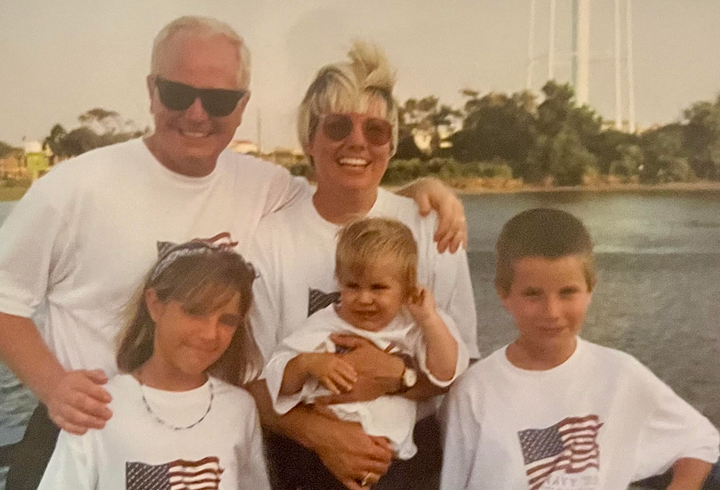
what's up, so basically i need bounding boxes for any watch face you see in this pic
[403,367,417,388]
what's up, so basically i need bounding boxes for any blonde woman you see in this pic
[248,42,479,490]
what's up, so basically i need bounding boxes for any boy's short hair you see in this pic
[495,208,596,295]
[336,217,417,296]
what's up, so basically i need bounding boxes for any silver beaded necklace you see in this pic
[138,374,214,431]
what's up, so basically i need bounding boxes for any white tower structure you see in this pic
[527,0,636,132]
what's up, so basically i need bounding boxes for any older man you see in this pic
[0,16,465,490]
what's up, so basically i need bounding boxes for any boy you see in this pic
[441,208,719,490]
[264,218,469,467]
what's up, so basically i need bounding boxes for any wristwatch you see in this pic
[392,352,417,394]
[400,365,417,391]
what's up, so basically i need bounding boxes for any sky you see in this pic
[1,0,719,151]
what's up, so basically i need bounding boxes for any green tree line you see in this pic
[0,108,147,165]
[43,108,148,160]
[3,82,720,188]
[388,81,720,186]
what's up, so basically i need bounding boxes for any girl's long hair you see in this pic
[116,248,262,385]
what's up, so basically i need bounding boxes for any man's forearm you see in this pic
[0,312,66,403]
[667,458,712,490]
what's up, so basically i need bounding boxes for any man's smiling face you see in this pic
[146,33,249,177]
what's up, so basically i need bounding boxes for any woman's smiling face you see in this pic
[305,97,392,194]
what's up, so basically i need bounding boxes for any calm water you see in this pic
[463,191,720,431]
[0,191,719,484]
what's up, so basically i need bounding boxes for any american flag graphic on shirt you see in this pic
[518,415,603,490]
[126,456,224,490]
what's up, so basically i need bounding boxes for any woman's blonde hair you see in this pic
[336,218,418,297]
[116,242,262,385]
[298,41,399,155]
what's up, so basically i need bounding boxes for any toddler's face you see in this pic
[499,255,592,355]
[337,260,408,332]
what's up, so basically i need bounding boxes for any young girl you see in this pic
[37,238,271,490]
[263,218,469,485]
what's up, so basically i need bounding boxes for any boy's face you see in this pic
[498,255,592,355]
[337,260,408,332]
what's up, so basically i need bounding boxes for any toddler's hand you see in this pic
[406,287,440,326]
[305,353,358,395]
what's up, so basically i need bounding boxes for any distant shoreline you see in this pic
[2,181,720,203]
[392,180,720,195]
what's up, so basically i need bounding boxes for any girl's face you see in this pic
[146,288,242,386]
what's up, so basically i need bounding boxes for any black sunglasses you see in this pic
[320,113,393,146]
[154,76,246,117]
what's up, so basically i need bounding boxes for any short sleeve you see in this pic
[413,310,470,388]
[419,213,479,360]
[440,377,481,490]
[37,430,98,490]
[0,178,72,318]
[632,361,720,480]
[261,166,311,218]
[263,348,304,414]
[247,228,284,364]
[436,248,479,359]
[236,402,272,490]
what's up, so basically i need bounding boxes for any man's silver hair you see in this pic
[298,41,399,156]
[151,15,251,89]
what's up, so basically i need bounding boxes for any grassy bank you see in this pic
[449,179,720,195]
[290,159,720,195]
[0,186,29,202]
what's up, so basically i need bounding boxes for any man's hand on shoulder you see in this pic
[397,177,467,253]
[46,369,113,435]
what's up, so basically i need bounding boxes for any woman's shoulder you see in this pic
[254,192,314,236]
[373,189,438,236]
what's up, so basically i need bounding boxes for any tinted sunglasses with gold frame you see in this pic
[318,113,393,146]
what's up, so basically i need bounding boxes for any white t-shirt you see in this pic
[37,374,270,490]
[249,188,479,363]
[440,338,720,490]
[0,139,306,376]
[264,305,470,459]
